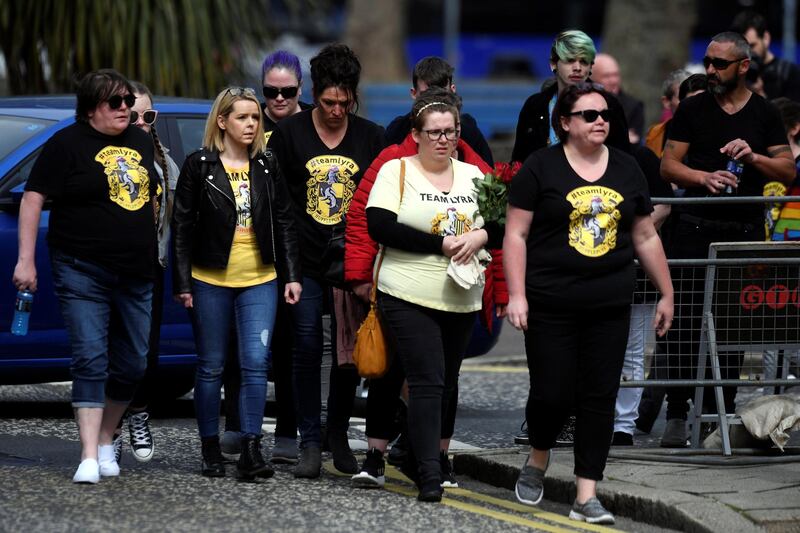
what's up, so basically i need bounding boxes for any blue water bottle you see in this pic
[724,158,744,195]
[11,290,34,336]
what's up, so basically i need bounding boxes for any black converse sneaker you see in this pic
[440,451,458,488]
[128,411,154,462]
[351,448,385,488]
[112,432,123,465]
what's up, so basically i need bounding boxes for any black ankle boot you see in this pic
[201,436,226,477]
[237,435,274,481]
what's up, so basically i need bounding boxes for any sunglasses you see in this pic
[225,86,257,97]
[702,56,747,70]
[262,85,299,100]
[130,109,158,125]
[107,93,136,110]
[567,109,611,122]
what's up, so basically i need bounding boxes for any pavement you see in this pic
[453,445,800,533]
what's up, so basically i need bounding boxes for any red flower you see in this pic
[493,161,522,184]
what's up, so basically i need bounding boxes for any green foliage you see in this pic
[0,0,272,97]
[472,171,508,226]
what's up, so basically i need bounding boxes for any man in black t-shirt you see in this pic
[384,56,493,165]
[731,10,800,101]
[659,32,795,448]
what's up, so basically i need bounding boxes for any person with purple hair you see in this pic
[220,50,312,465]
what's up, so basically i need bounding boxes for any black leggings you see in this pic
[524,305,630,481]
[378,292,474,486]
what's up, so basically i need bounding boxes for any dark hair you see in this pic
[711,31,752,60]
[310,43,361,111]
[771,97,800,142]
[678,73,708,100]
[731,10,767,38]
[409,86,461,131]
[261,50,302,84]
[75,68,134,123]
[552,82,610,143]
[412,56,454,89]
[129,80,169,187]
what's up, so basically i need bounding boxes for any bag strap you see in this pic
[370,158,406,304]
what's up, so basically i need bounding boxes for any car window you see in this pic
[175,117,206,160]
[0,116,55,160]
[0,147,42,199]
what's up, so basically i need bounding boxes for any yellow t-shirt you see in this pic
[366,157,485,312]
[192,164,277,287]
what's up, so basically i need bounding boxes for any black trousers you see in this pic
[661,217,756,420]
[525,304,630,481]
[378,292,474,486]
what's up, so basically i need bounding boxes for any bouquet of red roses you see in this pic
[472,161,522,225]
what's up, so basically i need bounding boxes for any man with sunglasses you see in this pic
[659,32,795,448]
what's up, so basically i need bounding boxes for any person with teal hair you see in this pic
[512,29,629,164]
[510,29,631,449]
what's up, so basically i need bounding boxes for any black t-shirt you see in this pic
[762,58,800,102]
[268,109,386,279]
[668,91,786,223]
[508,145,652,309]
[25,121,158,278]
[261,101,314,143]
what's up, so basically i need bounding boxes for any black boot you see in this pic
[201,436,226,477]
[237,435,274,481]
[327,430,358,474]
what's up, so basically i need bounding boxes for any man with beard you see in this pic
[658,32,795,447]
[731,10,800,101]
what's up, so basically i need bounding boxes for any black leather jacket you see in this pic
[171,148,301,294]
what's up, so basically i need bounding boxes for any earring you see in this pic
[552,68,557,74]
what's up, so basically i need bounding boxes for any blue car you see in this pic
[0,96,501,403]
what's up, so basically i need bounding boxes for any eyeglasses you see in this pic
[262,85,299,100]
[421,128,460,141]
[224,86,256,97]
[107,93,136,110]
[130,109,158,125]
[567,109,611,123]
[702,56,747,70]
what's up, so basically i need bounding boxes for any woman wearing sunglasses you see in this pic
[504,83,673,524]
[106,81,180,465]
[13,69,158,483]
[171,87,302,479]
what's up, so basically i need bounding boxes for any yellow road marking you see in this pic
[460,365,528,373]
[325,463,620,532]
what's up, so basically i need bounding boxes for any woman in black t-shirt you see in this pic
[504,83,673,524]
[13,69,158,484]
[268,43,386,479]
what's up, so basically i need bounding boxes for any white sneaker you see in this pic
[73,458,100,484]
[98,444,120,477]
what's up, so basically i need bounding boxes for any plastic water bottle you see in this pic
[11,290,34,336]
[724,159,744,195]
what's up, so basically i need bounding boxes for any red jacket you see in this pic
[344,133,508,332]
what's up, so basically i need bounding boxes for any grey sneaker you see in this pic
[660,419,688,448]
[294,445,322,479]
[514,452,550,506]
[569,497,615,524]
[271,436,298,465]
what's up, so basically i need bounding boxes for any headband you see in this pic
[415,101,448,118]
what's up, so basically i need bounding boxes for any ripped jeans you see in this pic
[190,278,278,438]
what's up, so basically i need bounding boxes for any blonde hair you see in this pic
[203,87,266,157]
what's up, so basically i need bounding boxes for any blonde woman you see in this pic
[171,87,302,479]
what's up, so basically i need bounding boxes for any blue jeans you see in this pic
[190,279,277,438]
[50,249,152,408]
[291,276,359,448]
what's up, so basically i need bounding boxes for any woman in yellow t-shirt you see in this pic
[171,87,302,480]
[366,98,503,502]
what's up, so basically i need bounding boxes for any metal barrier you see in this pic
[621,196,800,456]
